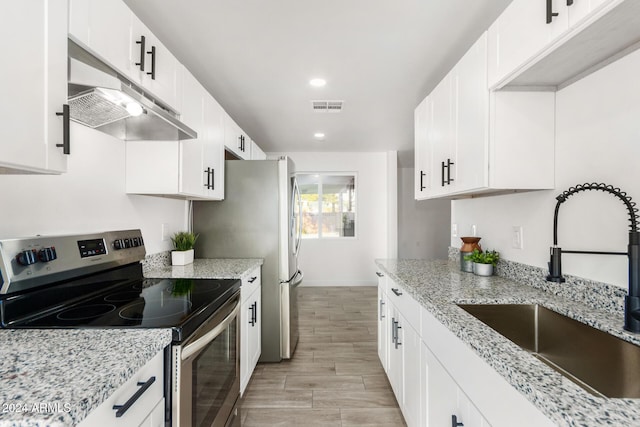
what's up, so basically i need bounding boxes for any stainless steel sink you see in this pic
[457,304,640,398]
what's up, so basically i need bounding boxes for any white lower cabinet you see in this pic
[78,351,164,427]
[376,266,555,427]
[380,275,422,427]
[376,272,388,373]
[422,343,488,427]
[240,267,262,395]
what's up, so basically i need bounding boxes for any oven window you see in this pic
[192,319,237,426]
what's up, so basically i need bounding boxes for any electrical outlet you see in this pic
[451,223,458,237]
[512,226,523,249]
[161,223,170,241]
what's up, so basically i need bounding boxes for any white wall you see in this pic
[0,123,187,254]
[270,152,395,286]
[452,49,640,288]
[399,168,451,259]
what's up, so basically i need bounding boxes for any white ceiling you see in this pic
[124,0,512,167]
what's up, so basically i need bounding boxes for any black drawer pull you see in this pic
[375,272,384,277]
[452,414,464,427]
[420,170,426,191]
[391,288,403,297]
[113,376,156,418]
[248,276,257,283]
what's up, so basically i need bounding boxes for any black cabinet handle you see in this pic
[238,135,243,151]
[210,168,215,190]
[394,322,402,349]
[146,45,156,80]
[567,0,574,4]
[546,0,559,23]
[55,104,70,155]
[420,170,426,191]
[248,276,257,283]
[375,272,384,277]
[441,161,446,187]
[135,35,146,71]
[204,167,211,189]
[391,288,403,297]
[253,301,258,324]
[249,303,255,326]
[447,158,455,184]
[112,376,156,418]
[452,415,464,427]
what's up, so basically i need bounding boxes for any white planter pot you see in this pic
[171,249,194,266]
[473,262,494,276]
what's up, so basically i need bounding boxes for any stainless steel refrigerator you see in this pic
[193,157,303,362]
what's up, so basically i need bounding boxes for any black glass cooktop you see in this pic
[0,263,240,342]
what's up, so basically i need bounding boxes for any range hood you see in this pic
[68,40,196,141]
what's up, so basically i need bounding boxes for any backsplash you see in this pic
[141,251,171,271]
[448,247,626,315]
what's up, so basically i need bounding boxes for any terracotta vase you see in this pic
[460,237,482,273]
[460,237,482,253]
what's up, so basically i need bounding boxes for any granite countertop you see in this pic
[144,258,263,280]
[375,259,640,427]
[0,328,172,427]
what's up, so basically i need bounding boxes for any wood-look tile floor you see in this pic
[239,286,406,426]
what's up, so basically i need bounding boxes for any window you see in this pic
[297,173,356,238]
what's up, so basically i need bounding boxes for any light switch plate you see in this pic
[451,223,458,237]
[512,226,523,249]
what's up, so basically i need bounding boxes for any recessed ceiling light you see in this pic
[309,78,326,88]
[313,132,325,140]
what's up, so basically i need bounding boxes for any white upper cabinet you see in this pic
[250,140,267,160]
[224,115,252,160]
[488,0,639,89]
[414,98,431,199]
[69,0,180,111]
[487,0,568,88]
[414,32,555,200]
[125,69,224,200]
[0,0,69,174]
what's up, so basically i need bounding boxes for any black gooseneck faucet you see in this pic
[547,183,640,333]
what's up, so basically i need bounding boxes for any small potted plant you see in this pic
[171,231,198,266]
[464,249,500,276]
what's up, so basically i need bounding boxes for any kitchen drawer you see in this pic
[387,281,420,332]
[241,267,261,303]
[77,350,164,427]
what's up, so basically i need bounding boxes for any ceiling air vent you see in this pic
[311,100,344,113]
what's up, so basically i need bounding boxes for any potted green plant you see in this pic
[464,249,500,276]
[170,231,198,266]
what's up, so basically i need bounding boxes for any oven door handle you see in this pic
[181,302,240,361]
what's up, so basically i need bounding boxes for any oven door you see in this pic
[171,292,240,427]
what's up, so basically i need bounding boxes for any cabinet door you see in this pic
[402,320,421,427]
[428,74,454,197]
[487,0,568,88]
[224,114,251,160]
[387,304,403,403]
[0,0,68,174]
[131,16,180,110]
[414,97,432,200]
[453,32,489,194]
[377,274,388,373]
[424,344,461,427]
[89,0,134,80]
[179,71,205,197]
[249,287,262,374]
[251,140,267,160]
[203,95,225,200]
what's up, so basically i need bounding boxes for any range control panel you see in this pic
[0,230,146,295]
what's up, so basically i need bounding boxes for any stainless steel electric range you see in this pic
[0,230,241,427]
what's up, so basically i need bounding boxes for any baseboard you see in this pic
[301,280,376,287]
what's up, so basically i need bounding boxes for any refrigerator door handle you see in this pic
[291,270,304,287]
